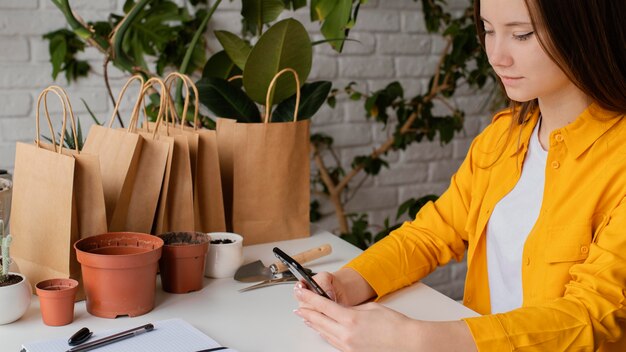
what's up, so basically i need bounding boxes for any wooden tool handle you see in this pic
[270,244,332,273]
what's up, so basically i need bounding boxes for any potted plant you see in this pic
[157,232,209,293]
[74,232,163,319]
[0,220,32,325]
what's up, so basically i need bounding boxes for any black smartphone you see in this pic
[273,247,331,299]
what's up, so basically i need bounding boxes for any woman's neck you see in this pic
[537,85,592,150]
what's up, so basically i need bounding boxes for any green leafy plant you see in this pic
[44,0,364,126]
[312,1,497,249]
[0,220,13,284]
[41,99,103,151]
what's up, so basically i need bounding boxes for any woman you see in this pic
[293,0,626,350]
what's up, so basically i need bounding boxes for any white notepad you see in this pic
[21,318,237,352]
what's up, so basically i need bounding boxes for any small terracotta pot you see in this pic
[74,232,163,319]
[35,278,78,326]
[158,232,209,294]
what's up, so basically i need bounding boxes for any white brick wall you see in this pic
[0,0,495,300]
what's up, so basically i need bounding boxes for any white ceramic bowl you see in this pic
[0,272,31,325]
[204,232,244,279]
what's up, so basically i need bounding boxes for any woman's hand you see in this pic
[294,286,421,351]
[299,268,376,306]
[293,284,477,352]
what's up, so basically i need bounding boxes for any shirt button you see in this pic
[525,257,531,266]
[465,295,472,303]
[580,246,589,254]
[551,161,560,169]
[554,134,564,142]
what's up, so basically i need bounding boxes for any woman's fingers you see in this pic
[311,272,336,300]
[294,285,349,322]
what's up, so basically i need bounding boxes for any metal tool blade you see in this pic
[238,270,315,292]
[238,276,296,292]
[233,260,273,282]
[234,244,331,282]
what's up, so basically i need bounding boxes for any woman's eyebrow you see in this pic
[480,17,532,27]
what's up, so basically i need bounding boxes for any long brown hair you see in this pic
[474,0,626,125]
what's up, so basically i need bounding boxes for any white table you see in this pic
[2,227,478,351]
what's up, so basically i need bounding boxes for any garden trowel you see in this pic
[234,244,331,282]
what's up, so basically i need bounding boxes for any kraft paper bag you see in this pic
[121,77,173,234]
[192,128,226,232]
[216,117,237,231]
[162,73,226,233]
[145,76,195,233]
[12,86,106,300]
[231,69,310,244]
[82,76,144,231]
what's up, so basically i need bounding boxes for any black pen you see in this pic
[66,323,154,352]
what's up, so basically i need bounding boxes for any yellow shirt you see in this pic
[345,104,626,351]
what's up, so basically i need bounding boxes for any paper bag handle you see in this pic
[264,68,301,124]
[164,72,200,130]
[35,86,79,154]
[128,76,169,139]
[107,75,145,129]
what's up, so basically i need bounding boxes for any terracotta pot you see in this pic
[35,278,78,326]
[157,232,209,294]
[0,272,31,325]
[74,232,163,318]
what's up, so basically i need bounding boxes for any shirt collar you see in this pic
[561,103,623,159]
[509,103,623,159]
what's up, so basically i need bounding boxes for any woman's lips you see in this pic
[499,75,523,86]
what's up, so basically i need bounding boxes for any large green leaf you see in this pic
[196,77,261,122]
[283,0,307,11]
[214,31,252,70]
[319,0,351,51]
[202,50,242,81]
[243,18,312,105]
[311,0,337,21]
[272,81,332,122]
[242,0,285,33]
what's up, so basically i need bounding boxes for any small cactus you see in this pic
[0,220,11,284]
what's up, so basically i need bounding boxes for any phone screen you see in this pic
[273,247,331,299]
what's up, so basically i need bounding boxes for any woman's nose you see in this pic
[486,37,513,68]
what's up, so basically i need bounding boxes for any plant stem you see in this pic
[180,0,222,75]
[110,0,153,74]
[52,0,110,53]
[103,57,124,127]
[175,0,222,116]
[312,147,349,233]
[315,35,455,235]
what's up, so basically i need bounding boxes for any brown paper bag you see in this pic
[231,68,310,244]
[121,77,173,234]
[162,73,226,232]
[216,117,237,231]
[144,77,195,233]
[12,86,107,299]
[82,76,144,231]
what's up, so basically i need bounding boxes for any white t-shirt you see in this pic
[486,119,547,313]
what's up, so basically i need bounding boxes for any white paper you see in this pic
[21,318,237,352]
